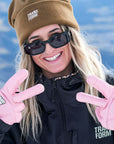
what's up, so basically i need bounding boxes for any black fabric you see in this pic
[0,72,114,144]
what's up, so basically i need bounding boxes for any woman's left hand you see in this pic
[76,75,114,130]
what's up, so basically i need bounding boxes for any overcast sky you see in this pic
[0,0,114,84]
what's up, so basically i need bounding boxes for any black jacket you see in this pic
[0,72,114,144]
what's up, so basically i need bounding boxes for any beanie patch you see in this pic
[27,9,39,21]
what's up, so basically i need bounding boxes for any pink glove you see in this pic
[0,69,44,125]
[76,75,114,130]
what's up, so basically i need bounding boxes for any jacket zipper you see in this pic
[52,80,68,144]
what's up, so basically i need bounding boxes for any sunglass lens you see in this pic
[50,33,68,48]
[25,40,45,55]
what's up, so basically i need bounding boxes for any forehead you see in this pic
[29,24,61,38]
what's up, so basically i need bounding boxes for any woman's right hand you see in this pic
[0,69,44,125]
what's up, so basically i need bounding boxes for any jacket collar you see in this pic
[36,70,85,105]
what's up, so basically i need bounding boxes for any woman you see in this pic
[0,0,114,143]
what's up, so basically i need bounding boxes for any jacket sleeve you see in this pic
[98,75,114,99]
[0,120,12,143]
[0,120,23,144]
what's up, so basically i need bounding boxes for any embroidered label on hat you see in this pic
[94,126,112,139]
[27,9,38,21]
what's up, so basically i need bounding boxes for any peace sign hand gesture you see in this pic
[76,75,114,130]
[0,69,44,125]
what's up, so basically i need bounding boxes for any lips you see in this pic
[44,52,62,62]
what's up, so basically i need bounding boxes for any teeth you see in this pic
[45,53,61,61]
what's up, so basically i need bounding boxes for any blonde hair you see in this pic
[15,25,106,140]
[62,25,106,120]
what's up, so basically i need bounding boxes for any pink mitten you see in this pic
[76,75,114,130]
[0,69,44,125]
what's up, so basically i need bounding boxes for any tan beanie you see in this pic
[8,0,79,46]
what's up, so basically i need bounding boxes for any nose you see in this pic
[44,43,54,54]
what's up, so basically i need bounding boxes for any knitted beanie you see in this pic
[8,0,79,46]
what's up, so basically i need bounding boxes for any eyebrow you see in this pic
[29,35,39,41]
[29,28,60,41]
[49,28,60,33]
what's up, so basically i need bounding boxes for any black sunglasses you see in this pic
[23,31,70,56]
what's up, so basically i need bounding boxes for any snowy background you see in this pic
[0,0,114,87]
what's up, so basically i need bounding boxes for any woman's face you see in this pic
[29,24,72,78]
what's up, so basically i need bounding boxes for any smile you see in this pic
[44,52,62,62]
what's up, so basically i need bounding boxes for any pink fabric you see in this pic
[0,69,44,125]
[76,75,114,130]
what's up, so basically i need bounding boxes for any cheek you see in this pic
[32,44,72,72]
[32,55,42,67]
[63,45,72,61]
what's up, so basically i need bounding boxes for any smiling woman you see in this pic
[28,24,72,78]
[0,0,114,144]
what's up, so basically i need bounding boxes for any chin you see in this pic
[51,67,65,73]
[49,66,66,74]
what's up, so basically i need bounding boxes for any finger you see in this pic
[76,92,107,107]
[0,106,11,116]
[15,88,20,93]
[2,69,28,95]
[0,103,25,116]
[0,113,22,125]
[13,84,44,102]
[0,116,13,125]
[15,103,25,112]
[87,75,113,99]
[95,107,102,121]
[15,113,22,123]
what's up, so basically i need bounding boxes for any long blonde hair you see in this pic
[15,25,106,140]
